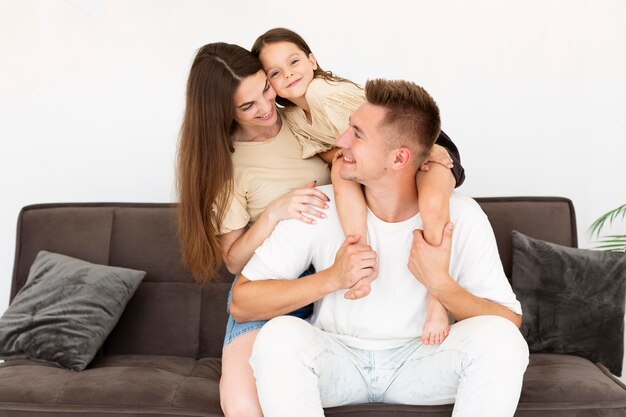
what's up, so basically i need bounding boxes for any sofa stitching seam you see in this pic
[167,360,197,406]
[50,372,74,405]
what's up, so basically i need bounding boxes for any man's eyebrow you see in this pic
[349,117,364,135]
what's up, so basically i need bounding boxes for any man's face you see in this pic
[336,102,390,184]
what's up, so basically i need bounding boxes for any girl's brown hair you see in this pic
[251,27,359,107]
[177,42,262,284]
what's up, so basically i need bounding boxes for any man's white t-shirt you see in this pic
[242,185,522,351]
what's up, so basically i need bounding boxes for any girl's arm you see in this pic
[219,182,329,274]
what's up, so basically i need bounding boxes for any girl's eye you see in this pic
[269,71,279,78]
[263,82,270,92]
[290,59,299,65]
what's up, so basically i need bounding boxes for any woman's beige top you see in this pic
[285,78,365,158]
[219,112,331,234]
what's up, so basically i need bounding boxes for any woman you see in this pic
[176,42,333,417]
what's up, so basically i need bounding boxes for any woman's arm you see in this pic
[219,182,329,274]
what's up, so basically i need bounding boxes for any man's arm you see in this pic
[230,270,333,322]
[408,223,522,328]
[231,234,377,323]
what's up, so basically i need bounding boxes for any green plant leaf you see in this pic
[588,204,626,238]
[594,244,626,250]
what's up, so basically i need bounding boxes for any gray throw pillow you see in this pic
[511,230,626,376]
[0,251,145,371]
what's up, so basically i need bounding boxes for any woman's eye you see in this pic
[290,59,299,65]
[263,83,270,92]
[242,104,253,111]
[354,130,361,139]
[270,71,279,78]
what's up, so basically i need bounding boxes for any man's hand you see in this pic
[408,223,454,292]
[327,234,377,293]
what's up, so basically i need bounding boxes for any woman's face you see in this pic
[233,70,278,128]
[258,41,317,101]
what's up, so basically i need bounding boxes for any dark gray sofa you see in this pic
[1,198,625,417]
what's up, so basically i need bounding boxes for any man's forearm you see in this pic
[431,277,522,328]
[230,269,336,323]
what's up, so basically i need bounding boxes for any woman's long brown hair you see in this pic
[177,43,262,284]
[251,27,360,107]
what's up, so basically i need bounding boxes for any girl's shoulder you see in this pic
[306,78,365,117]
[306,78,363,101]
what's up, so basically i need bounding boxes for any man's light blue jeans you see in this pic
[250,315,529,417]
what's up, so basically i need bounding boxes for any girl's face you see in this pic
[233,70,278,129]
[258,41,318,101]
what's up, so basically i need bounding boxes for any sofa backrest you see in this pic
[9,197,576,359]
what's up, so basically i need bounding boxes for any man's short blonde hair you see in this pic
[365,79,441,165]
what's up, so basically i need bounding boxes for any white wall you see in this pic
[1,0,625,373]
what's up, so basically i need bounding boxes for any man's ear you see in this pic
[309,53,318,70]
[391,148,412,170]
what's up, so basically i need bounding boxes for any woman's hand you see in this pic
[420,144,453,171]
[267,181,330,224]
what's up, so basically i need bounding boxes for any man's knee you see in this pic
[457,315,529,368]
[250,316,311,370]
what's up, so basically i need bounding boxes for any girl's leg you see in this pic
[220,330,263,417]
[416,163,455,246]
[331,159,375,300]
[422,293,450,345]
[416,163,456,344]
[332,157,368,241]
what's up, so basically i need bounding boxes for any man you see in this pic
[230,79,528,417]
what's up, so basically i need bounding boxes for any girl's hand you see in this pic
[420,144,453,172]
[267,181,330,224]
[331,149,344,164]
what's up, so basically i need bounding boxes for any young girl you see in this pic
[251,28,466,345]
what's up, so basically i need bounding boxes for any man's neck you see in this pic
[363,176,420,223]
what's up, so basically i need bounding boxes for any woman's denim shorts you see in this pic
[223,265,315,348]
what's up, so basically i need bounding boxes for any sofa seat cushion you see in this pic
[1,353,625,417]
[514,354,626,415]
[0,355,223,417]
